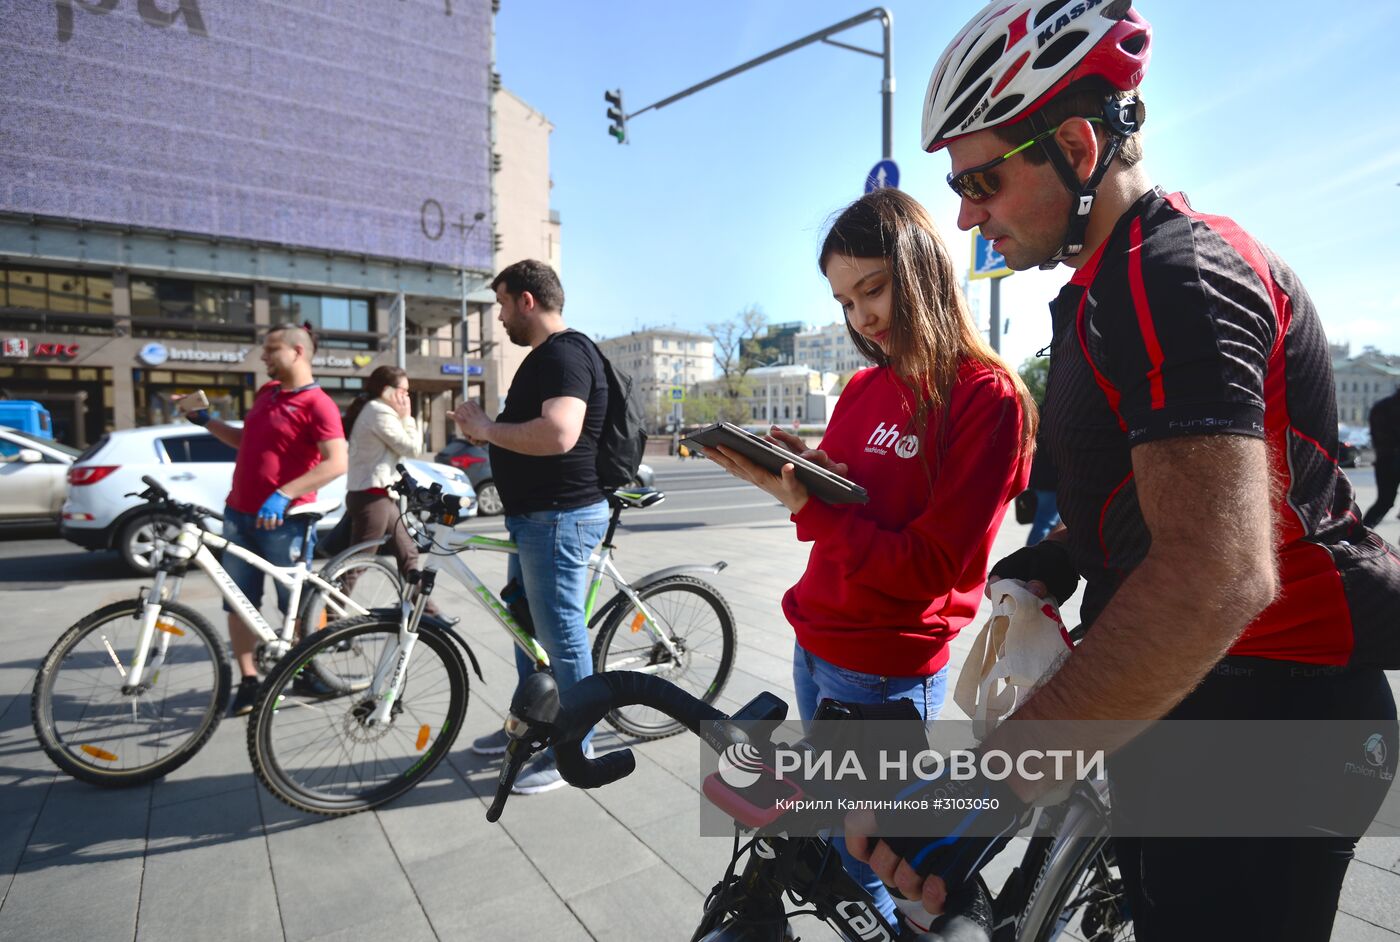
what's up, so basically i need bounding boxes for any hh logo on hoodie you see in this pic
[866,421,920,458]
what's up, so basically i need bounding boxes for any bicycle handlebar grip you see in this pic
[140,475,168,496]
[555,741,636,789]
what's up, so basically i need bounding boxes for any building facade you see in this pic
[694,365,839,429]
[596,328,715,431]
[0,3,554,453]
[793,321,867,375]
[1332,344,1400,427]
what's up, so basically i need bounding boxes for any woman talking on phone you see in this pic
[343,366,447,618]
[704,188,1036,923]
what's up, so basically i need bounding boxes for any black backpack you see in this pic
[564,331,648,490]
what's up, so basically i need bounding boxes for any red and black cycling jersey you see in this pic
[1042,187,1400,667]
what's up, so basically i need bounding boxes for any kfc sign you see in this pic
[2,338,79,359]
[35,342,81,359]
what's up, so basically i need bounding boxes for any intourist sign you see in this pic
[138,342,248,366]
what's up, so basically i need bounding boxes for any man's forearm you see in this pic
[483,416,575,456]
[205,419,243,449]
[989,546,1275,799]
[280,459,347,499]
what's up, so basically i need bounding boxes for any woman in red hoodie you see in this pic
[706,187,1035,922]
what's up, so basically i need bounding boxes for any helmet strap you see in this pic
[1032,93,1142,270]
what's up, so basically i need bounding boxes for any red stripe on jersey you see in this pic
[1098,471,1135,572]
[1127,218,1166,409]
[1075,283,1128,433]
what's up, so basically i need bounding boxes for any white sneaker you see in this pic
[511,753,565,795]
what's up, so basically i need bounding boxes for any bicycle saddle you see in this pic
[608,487,665,510]
[286,495,342,524]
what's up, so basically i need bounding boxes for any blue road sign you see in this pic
[864,159,900,193]
[970,230,1012,280]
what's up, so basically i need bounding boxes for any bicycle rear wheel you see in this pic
[31,600,230,786]
[298,554,402,693]
[591,576,736,739]
[248,615,467,815]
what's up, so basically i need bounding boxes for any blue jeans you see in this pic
[792,642,949,926]
[506,500,610,754]
[1027,489,1061,545]
[220,506,315,614]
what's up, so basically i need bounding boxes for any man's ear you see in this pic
[1054,117,1102,187]
[517,290,538,314]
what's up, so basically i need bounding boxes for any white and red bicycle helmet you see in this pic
[922,0,1151,152]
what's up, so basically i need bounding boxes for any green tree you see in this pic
[1018,356,1049,405]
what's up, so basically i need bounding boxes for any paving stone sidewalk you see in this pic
[1,458,1396,940]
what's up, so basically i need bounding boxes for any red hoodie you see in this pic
[783,362,1030,676]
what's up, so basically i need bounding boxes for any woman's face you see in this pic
[825,254,893,352]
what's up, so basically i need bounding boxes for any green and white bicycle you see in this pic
[247,467,737,815]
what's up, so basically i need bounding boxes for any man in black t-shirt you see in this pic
[452,259,609,796]
[1363,389,1400,527]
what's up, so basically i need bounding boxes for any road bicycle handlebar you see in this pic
[486,671,741,822]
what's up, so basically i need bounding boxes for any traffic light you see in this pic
[604,89,626,144]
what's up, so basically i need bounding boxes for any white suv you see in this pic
[61,424,472,574]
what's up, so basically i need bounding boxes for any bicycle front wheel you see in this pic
[591,575,736,739]
[1016,792,1134,942]
[31,600,230,787]
[299,554,402,694]
[248,615,467,815]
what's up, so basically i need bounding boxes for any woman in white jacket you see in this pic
[343,366,442,615]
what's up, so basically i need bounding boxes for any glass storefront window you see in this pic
[131,277,252,325]
[7,269,48,310]
[272,290,372,340]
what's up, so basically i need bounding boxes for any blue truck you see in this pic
[0,401,55,440]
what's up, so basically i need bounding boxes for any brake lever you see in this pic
[486,739,537,823]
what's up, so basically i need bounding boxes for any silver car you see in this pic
[0,427,77,523]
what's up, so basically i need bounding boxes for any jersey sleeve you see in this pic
[1092,215,1275,446]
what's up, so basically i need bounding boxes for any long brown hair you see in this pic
[343,366,408,435]
[818,188,1037,460]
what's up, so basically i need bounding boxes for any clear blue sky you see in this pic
[495,1,1400,373]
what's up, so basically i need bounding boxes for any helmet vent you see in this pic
[1033,29,1090,70]
[937,77,994,141]
[986,94,1025,124]
[1121,32,1147,55]
[951,36,1006,104]
[1033,0,1074,29]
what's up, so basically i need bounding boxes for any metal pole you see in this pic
[621,8,893,140]
[467,274,478,403]
[989,277,1002,355]
[394,292,406,371]
[880,10,894,160]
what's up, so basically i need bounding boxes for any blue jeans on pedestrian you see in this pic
[220,506,315,614]
[1026,489,1061,545]
[506,500,610,755]
[792,642,949,927]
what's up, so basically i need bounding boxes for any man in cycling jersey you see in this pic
[847,3,1399,938]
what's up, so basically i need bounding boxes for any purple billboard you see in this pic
[0,0,493,270]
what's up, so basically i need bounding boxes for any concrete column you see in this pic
[253,283,270,327]
[111,271,131,337]
[429,390,453,451]
[112,361,136,430]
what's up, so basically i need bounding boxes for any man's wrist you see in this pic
[187,409,211,427]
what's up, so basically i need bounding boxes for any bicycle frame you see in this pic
[119,517,373,693]
[363,519,722,725]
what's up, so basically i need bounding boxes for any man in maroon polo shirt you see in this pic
[185,323,347,715]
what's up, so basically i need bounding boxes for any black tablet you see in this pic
[681,422,869,505]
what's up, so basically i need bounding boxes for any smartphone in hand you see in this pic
[175,390,210,414]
